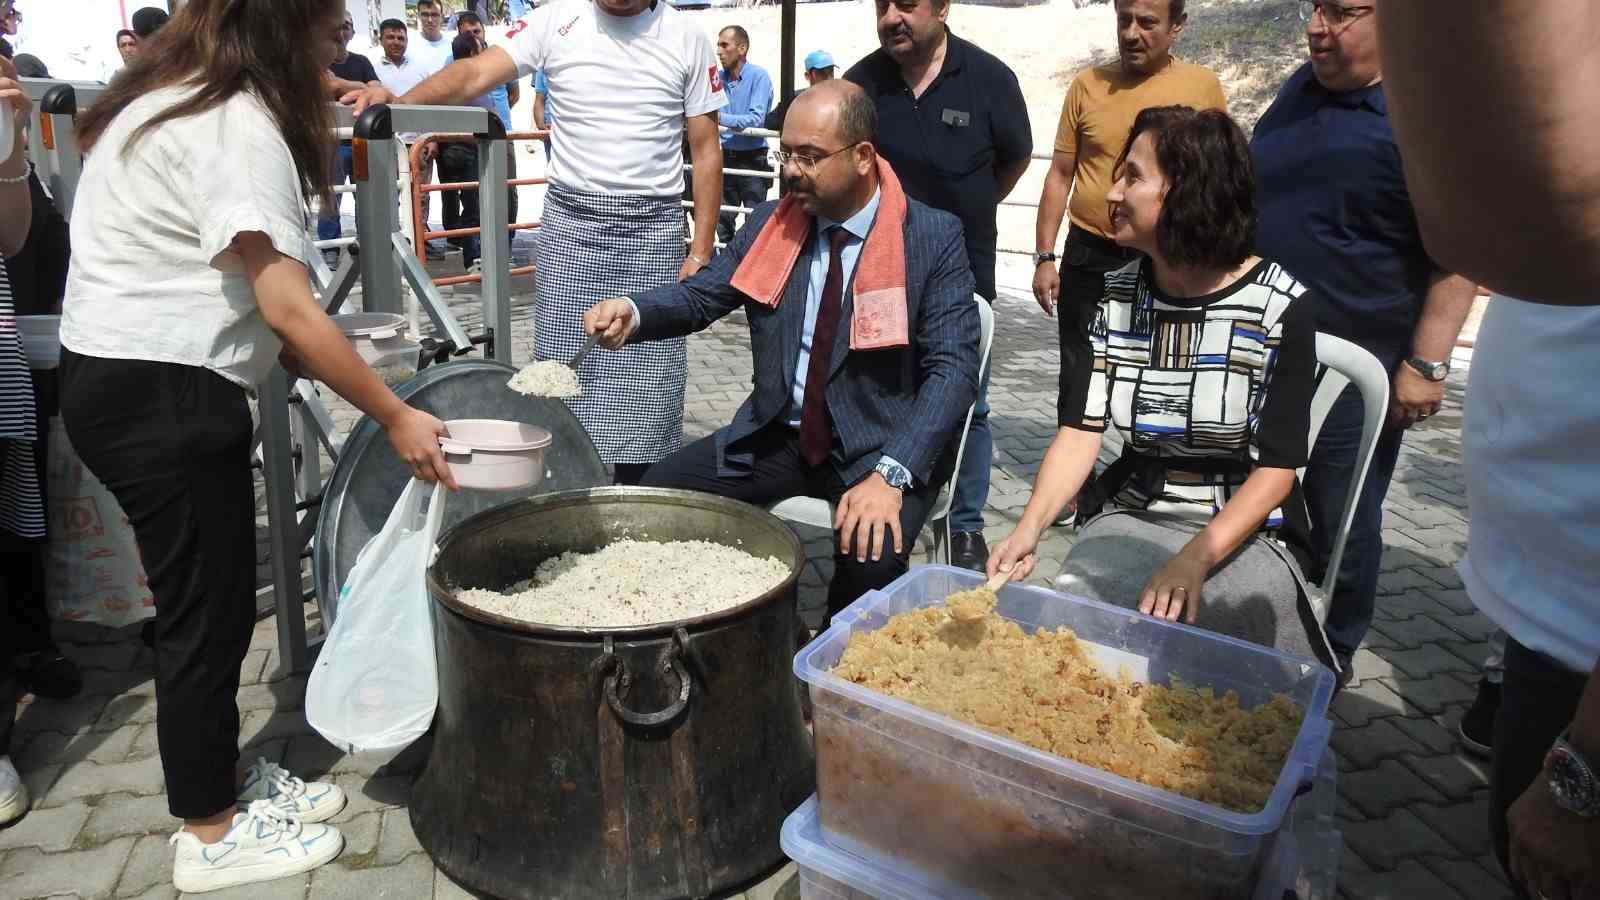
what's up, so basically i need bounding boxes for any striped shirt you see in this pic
[0,264,44,538]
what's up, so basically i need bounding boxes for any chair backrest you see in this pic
[1304,333,1390,597]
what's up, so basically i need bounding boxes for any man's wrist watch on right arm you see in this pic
[1404,356,1450,381]
[1033,251,1058,267]
[1548,729,1600,818]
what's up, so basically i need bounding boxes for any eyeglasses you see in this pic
[1298,0,1373,28]
[770,142,860,173]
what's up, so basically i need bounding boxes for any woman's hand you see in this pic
[0,55,29,130]
[384,407,458,491]
[1139,547,1210,624]
[987,525,1042,582]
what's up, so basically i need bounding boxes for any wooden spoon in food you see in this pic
[946,568,1014,624]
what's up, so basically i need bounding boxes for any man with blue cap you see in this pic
[764,49,837,132]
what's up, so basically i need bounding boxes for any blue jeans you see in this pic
[316,146,354,243]
[950,361,992,533]
[1301,384,1404,665]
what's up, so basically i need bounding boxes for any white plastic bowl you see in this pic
[17,315,61,370]
[331,313,413,365]
[439,419,553,492]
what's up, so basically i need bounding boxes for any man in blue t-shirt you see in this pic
[1251,0,1476,684]
[713,25,773,244]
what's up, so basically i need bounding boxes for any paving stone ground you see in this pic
[5,265,1506,899]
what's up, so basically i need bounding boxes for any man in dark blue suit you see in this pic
[585,81,979,619]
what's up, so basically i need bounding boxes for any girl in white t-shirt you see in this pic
[56,1,456,893]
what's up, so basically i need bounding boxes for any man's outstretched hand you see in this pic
[342,84,399,114]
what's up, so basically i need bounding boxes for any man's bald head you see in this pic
[790,79,877,149]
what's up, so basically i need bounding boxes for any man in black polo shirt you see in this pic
[1252,0,1476,688]
[846,0,1031,571]
[320,13,380,255]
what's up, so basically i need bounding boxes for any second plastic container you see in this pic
[794,566,1336,900]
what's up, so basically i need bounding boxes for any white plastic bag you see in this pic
[45,417,156,628]
[306,478,445,754]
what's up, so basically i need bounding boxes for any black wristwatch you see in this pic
[1549,731,1600,818]
[1032,252,1058,266]
[1404,356,1450,382]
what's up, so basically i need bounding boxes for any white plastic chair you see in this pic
[1301,333,1390,602]
[768,295,996,564]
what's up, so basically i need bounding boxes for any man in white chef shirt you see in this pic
[344,0,727,487]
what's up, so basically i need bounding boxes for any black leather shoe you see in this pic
[16,652,83,700]
[1457,678,1499,758]
[950,531,989,573]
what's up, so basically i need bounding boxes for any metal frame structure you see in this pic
[20,94,515,673]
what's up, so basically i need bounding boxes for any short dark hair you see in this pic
[451,33,479,61]
[1170,0,1186,19]
[720,25,749,47]
[13,52,45,77]
[1114,105,1254,271]
[455,11,482,28]
[116,29,137,43]
[130,7,169,39]
[0,37,12,60]
[836,85,877,148]
[379,18,407,34]
[416,0,441,10]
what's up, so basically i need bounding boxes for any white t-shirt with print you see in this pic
[1460,294,1600,674]
[503,0,726,196]
[61,88,310,390]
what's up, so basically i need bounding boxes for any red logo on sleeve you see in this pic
[507,18,529,38]
[709,66,723,93]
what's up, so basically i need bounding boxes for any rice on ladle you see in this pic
[455,539,791,628]
[507,360,581,398]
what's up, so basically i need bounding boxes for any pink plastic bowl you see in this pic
[439,419,553,492]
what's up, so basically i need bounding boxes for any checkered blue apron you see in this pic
[534,186,687,465]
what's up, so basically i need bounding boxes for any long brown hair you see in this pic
[77,0,339,207]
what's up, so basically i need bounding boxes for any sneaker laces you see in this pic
[170,799,301,848]
[248,757,308,802]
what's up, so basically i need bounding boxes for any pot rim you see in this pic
[427,486,806,639]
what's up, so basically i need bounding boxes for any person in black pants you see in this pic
[58,1,456,890]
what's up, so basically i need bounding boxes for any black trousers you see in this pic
[439,143,481,266]
[1490,638,1590,897]
[59,350,257,819]
[1055,226,1137,421]
[718,149,771,245]
[642,425,951,619]
[1,371,58,755]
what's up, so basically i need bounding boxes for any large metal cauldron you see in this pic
[414,488,816,899]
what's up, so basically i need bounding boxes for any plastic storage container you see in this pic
[780,748,1341,900]
[794,566,1335,900]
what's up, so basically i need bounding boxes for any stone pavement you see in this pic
[4,278,1512,899]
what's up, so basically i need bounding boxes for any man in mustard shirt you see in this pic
[1031,0,1226,420]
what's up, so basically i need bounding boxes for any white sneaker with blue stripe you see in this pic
[170,799,343,893]
[237,757,346,823]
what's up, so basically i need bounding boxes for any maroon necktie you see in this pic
[799,227,851,467]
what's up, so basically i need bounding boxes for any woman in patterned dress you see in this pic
[988,106,1335,669]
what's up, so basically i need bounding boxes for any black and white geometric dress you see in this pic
[1062,256,1318,529]
[0,264,44,539]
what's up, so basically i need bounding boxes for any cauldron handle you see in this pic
[602,629,693,728]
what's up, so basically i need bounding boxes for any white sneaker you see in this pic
[237,757,346,823]
[0,756,28,825]
[170,799,344,894]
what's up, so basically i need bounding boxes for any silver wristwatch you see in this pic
[874,461,912,492]
[1548,731,1599,818]
[1404,356,1450,382]
[1032,251,1058,266]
